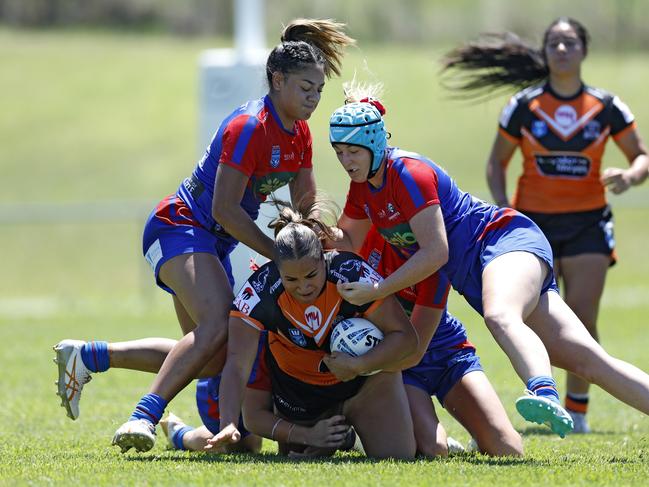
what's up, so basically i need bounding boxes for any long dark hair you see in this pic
[266,19,355,86]
[268,197,340,263]
[441,17,590,98]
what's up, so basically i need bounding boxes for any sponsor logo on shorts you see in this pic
[144,239,163,272]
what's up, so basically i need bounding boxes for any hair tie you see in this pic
[360,97,386,116]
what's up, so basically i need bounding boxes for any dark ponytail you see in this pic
[441,32,547,98]
[266,18,355,86]
[441,17,590,99]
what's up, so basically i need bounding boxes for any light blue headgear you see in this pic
[329,101,388,179]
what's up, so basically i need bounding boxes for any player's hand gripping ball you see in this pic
[330,317,384,376]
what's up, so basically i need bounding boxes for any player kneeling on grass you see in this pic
[206,201,418,459]
[160,336,357,455]
[360,226,522,457]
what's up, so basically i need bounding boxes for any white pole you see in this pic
[199,0,287,291]
[234,0,265,62]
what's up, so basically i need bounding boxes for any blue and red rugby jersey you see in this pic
[359,225,468,352]
[344,147,508,295]
[177,95,313,241]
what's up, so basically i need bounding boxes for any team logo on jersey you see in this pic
[583,120,601,140]
[554,105,578,127]
[331,258,362,283]
[304,305,323,332]
[387,203,396,214]
[270,145,281,168]
[531,120,548,138]
[367,249,382,270]
[252,267,270,293]
[234,285,261,315]
[288,327,307,347]
[339,259,362,274]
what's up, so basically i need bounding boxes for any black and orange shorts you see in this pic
[521,205,616,265]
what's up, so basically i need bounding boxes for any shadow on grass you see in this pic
[519,426,620,436]
[121,450,538,467]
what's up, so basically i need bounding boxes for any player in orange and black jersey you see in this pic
[443,17,649,433]
[206,201,418,459]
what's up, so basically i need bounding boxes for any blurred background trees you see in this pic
[0,0,647,50]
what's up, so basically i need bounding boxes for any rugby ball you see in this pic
[330,318,384,375]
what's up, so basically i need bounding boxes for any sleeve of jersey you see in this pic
[335,253,385,316]
[218,114,261,177]
[230,279,269,332]
[610,96,637,139]
[498,94,524,143]
[414,271,451,309]
[342,184,369,220]
[392,160,440,220]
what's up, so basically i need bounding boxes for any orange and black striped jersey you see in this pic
[499,83,636,213]
[230,250,384,386]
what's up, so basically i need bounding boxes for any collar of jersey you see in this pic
[544,81,585,101]
[264,95,297,136]
[367,148,393,193]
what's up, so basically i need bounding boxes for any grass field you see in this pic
[1,28,648,486]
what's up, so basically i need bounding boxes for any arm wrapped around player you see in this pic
[324,294,418,380]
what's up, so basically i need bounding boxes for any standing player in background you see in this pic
[442,17,649,432]
[328,83,649,438]
[53,19,355,453]
[359,226,522,457]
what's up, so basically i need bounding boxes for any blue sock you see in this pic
[129,393,168,425]
[171,425,194,450]
[527,376,560,404]
[80,341,110,373]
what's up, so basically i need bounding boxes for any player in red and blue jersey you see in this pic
[359,226,522,456]
[328,85,649,438]
[53,20,356,453]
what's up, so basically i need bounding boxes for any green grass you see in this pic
[1,28,648,485]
